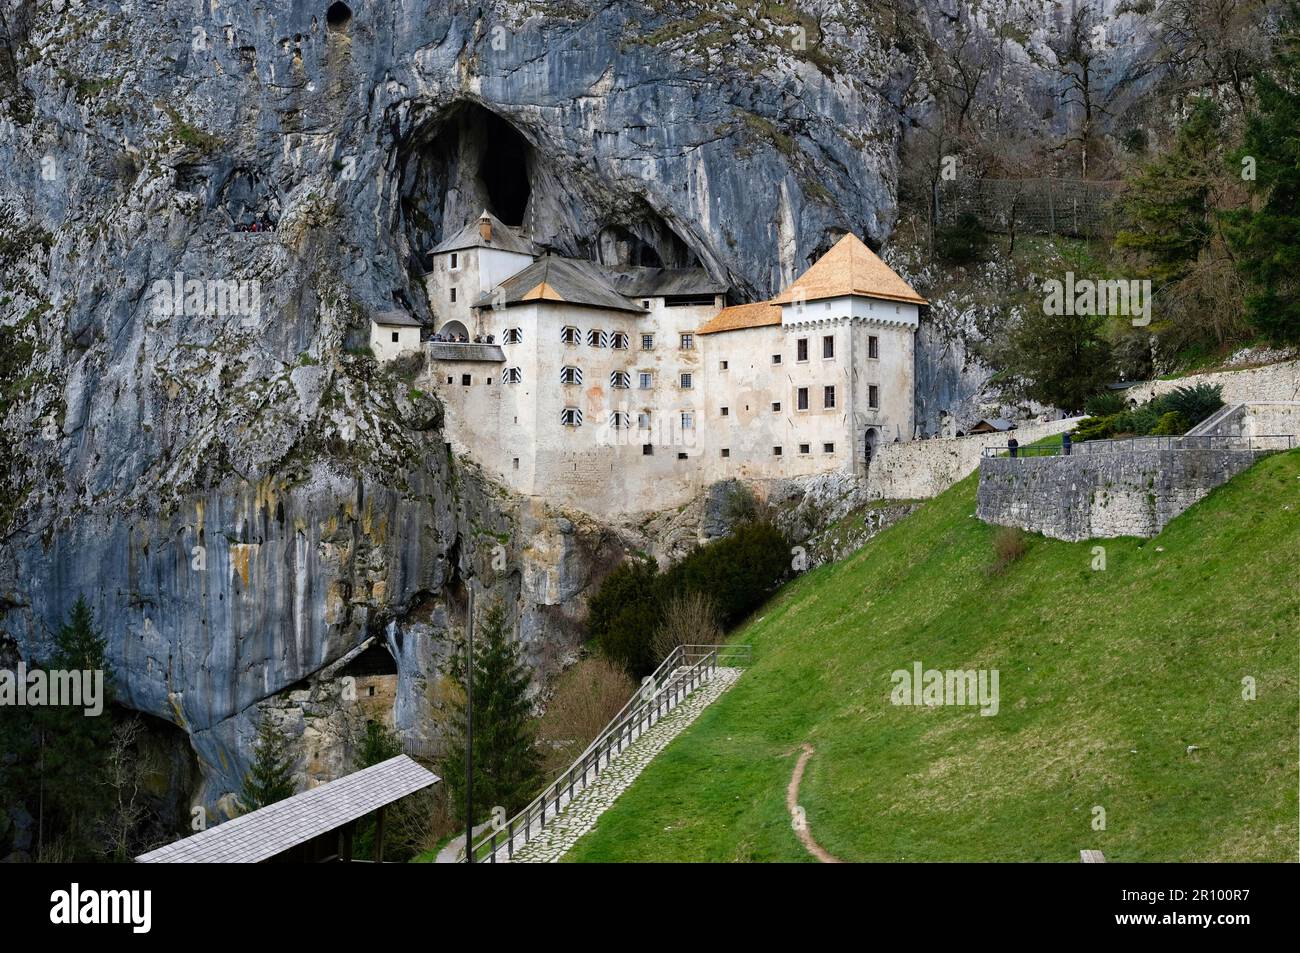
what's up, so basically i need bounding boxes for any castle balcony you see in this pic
[425,341,505,363]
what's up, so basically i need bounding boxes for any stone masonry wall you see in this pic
[976,448,1265,541]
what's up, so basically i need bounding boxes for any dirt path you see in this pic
[786,744,843,863]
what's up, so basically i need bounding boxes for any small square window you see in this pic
[642,443,654,455]
[771,354,782,364]
[771,401,781,412]
[677,452,688,460]
[773,446,783,456]
[487,377,493,385]
[641,334,654,350]
[799,443,810,455]
[461,374,471,386]
[679,333,695,350]
[639,372,653,390]
[446,376,453,385]
[679,373,693,389]
[721,448,730,458]
[642,299,651,309]
[824,443,835,453]
[719,360,729,370]
[720,406,729,417]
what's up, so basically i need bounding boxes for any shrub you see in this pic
[537,657,636,776]
[1160,383,1224,428]
[1074,415,1118,441]
[989,526,1029,575]
[586,557,662,677]
[652,591,723,665]
[1083,390,1127,417]
[935,212,989,266]
[1151,411,1190,435]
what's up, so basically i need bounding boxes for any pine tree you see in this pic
[1225,1,1300,343]
[30,596,114,859]
[355,719,402,769]
[440,603,542,825]
[239,718,297,812]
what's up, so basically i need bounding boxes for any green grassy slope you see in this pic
[566,451,1300,862]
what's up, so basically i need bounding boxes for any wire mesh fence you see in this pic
[937,177,1123,238]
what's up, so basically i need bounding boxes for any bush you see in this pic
[1151,411,1190,435]
[652,591,723,665]
[1083,391,1127,417]
[989,526,1029,575]
[537,657,636,776]
[935,212,989,266]
[587,522,791,678]
[1159,383,1224,429]
[1074,415,1118,441]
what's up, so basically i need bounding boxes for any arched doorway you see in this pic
[864,427,878,473]
[438,320,469,341]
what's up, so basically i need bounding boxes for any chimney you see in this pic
[478,213,492,243]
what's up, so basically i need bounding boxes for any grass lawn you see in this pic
[565,450,1300,862]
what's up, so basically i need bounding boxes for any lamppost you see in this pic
[464,585,475,862]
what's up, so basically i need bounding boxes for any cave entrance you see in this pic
[326,2,352,30]
[397,103,535,263]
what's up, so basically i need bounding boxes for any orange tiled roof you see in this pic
[771,232,927,306]
[695,301,783,335]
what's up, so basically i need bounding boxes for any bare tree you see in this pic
[1154,0,1275,106]
[651,591,722,665]
[100,717,147,862]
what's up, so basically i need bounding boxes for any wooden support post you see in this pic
[340,820,355,863]
[373,805,386,863]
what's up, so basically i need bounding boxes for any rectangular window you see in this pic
[638,412,652,429]
[504,327,523,344]
[677,452,688,460]
[797,338,808,362]
[719,360,729,370]
[642,300,651,310]
[639,372,653,390]
[799,443,810,455]
[641,333,654,350]
[868,335,879,359]
[824,385,836,409]
[680,333,695,350]
[450,252,459,270]
[642,443,654,455]
[797,387,809,411]
[771,401,781,412]
[771,354,782,365]
[721,448,730,458]
[823,442,835,453]
[679,372,693,389]
[562,326,581,344]
[823,335,834,359]
[461,374,471,386]
[773,446,783,456]
[720,406,729,417]
[560,407,583,427]
[611,332,628,349]
[869,385,879,409]
[391,332,399,343]
[449,287,457,303]
[681,412,694,430]
[513,457,519,470]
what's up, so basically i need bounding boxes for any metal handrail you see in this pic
[981,434,1296,458]
[463,644,746,862]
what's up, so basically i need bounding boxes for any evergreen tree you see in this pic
[1225,2,1300,343]
[1007,308,1114,413]
[586,557,662,677]
[440,603,542,825]
[1115,97,1227,286]
[239,718,297,812]
[354,719,402,769]
[30,596,114,859]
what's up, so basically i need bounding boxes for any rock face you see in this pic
[0,1,919,807]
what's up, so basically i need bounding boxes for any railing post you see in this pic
[489,831,497,863]
[508,819,514,858]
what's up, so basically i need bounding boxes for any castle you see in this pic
[371,211,926,516]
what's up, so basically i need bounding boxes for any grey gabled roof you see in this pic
[474,254,647,313]
[373,310,422,327]
[433,210,535,256]
[135,755,439,863]
[602,265,727,298]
